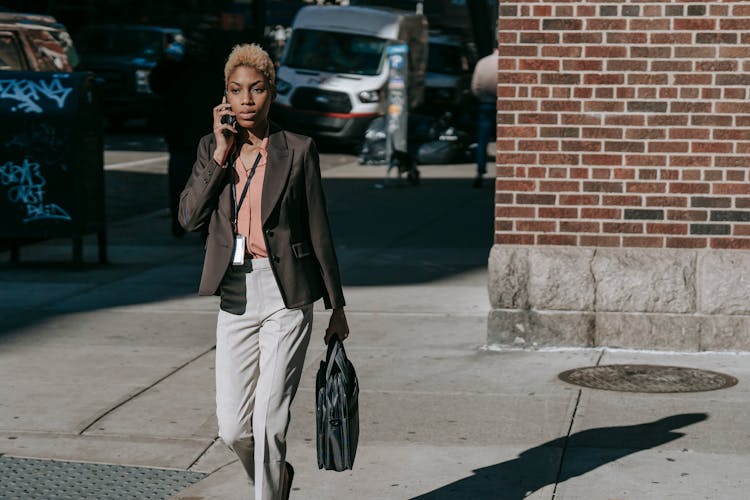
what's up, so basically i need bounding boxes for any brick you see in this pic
[584,181,623,193]
[517,220,556,232]
[585,46,626,58]
[588,19,628,30]
[565,60,603,72]
[594,88,614,99]
[675,47,716,59]
[499,180,537,192]
[646,223,687,235]
[651,61,693,72]
[497,153,537,166]
[541,101,581,112]
[651,33,692,44]
[718,47,749,58]
[682,170,701,181]
[539,154,580,165]
[495,192,513,204]
[520,59,560,71]
[498,100,538,111]
[692,142,734,154]
[697,61,738,72]
[497,234,535,245]
[532,5,551,16]
[582,208,621,219]
[621,5,640,17]
[667,155,712,167]
[647,196,688,208]
[669,183,710,194]
[692,197,732,208]
[666,237,707,249]
[625,209,664,220]
[563,141,601,152]
[649,115,688,126]
[711,238,750,250]
[605,141,645,153]
[661,170,680,181]
[520,33,560,44]
[606,33,647,44]
[560,221,600,233]
[496,206,536,218]
[495,220,513,231]
[721,19,750,30]
[724,88,747,99]
[687,5,706,16]
[607,115,645,126]
[714,184,750,195]
[649,142,690,153]
[631,47,671,59]
[564,33,603,44]
[668,210,708,222]
[628,182,667,193]
[624,236,664,248]
[603,222,643,234]
[617,87,637,99]
[498,126,537,138]
[585,101,625,113]
[637,170,657,180]
[734,225,750,236]
[580,235,621,247]
[711,211,750,222]
[716,156,750,168]
[627,129,666,140]
[630,19,670,31]
[498,45,538,58]
[560,195,600,205]
[543,19,582,31]
[518,114,557,125]
[564,114,604,125]
[603,195,642,206]
[542,46,583,58]
[625,155,667,166]
[516,193,556,205]
[671,103,712,114]
[539,207,578,219]
[628,101,668,113]
[608,60,649,72]
[592,169,612,180]
[519,140,560,152]
[691,224,730,235]
[674,19,716,30]
[539,181,580,192]
[584,74,624,85]
[583,154,622,165]
[716,74,750,86]
[499,5,517,16]
[537,234,577,246]
[498,20,539,31]
[541,74,580,85]
[708,32,740,47]
[540,127,580,138]
[693,116,734,128]
[669,128,710,140]
[665,5,683,16]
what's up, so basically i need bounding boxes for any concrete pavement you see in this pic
[1,156,748,499]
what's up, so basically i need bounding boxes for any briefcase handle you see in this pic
[325,336,350,382]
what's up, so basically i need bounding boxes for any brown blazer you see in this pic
[178,123,345,310]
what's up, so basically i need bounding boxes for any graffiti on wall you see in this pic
[0,78,73,113]
[0,158,71,223]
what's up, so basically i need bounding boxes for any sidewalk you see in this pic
[1,160,747,499]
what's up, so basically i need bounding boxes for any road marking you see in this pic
[104,156,169,171]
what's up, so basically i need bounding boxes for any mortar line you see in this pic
[77,346,215,435]
[187,436,221,471]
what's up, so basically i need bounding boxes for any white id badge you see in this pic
[232,234,246,265]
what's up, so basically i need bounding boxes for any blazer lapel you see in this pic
[261,123,291,224]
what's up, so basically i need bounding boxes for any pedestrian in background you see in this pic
[149,31,223,237]
[178,44,349,500]
[470,48,498,189]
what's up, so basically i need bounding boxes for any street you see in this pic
[1,131,748,499]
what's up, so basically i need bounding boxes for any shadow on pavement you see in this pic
[411,413,709,500]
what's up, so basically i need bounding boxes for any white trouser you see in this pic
[215,257,313,500]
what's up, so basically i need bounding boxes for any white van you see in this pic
[273,5,428,141]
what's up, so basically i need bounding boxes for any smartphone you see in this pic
[221,91,237,131]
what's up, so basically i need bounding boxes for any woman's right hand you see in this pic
[212,96,236,165]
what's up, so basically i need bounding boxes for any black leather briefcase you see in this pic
[316,336,359,471]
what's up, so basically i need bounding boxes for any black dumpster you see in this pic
[0,71,106,264]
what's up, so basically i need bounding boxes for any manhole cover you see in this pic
[558,364,738,393]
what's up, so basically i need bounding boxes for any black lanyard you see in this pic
[231,153,262,232]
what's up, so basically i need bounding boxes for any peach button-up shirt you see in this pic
[232,136,269,258]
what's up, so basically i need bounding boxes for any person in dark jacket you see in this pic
[178,43,349,500]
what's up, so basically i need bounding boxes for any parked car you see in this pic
[75,24,184,128]
[423,31,474,113]
[273,5,428,142]
[0,12,77,72]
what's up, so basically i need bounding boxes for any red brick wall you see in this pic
[495,1,750,249]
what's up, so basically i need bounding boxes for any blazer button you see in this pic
[266,230,274,237]
[273,255,280,263]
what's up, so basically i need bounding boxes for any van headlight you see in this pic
[135,69,152,93]
[276,78,291,95]
[358,89,380,103]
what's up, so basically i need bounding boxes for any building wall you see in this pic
[489,1,750,351]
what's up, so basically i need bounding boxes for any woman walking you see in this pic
[179,43,349,499]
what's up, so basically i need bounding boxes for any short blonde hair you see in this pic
[224,43,275,90]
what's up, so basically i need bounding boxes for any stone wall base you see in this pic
[487,245,750,351]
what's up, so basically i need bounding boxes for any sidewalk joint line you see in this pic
[551,388,582,500]
[187,436,221,471]
[77,346,215,436]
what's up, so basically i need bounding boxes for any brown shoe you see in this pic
[282,461,294,500]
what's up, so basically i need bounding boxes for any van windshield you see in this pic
[284,29,386,76]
